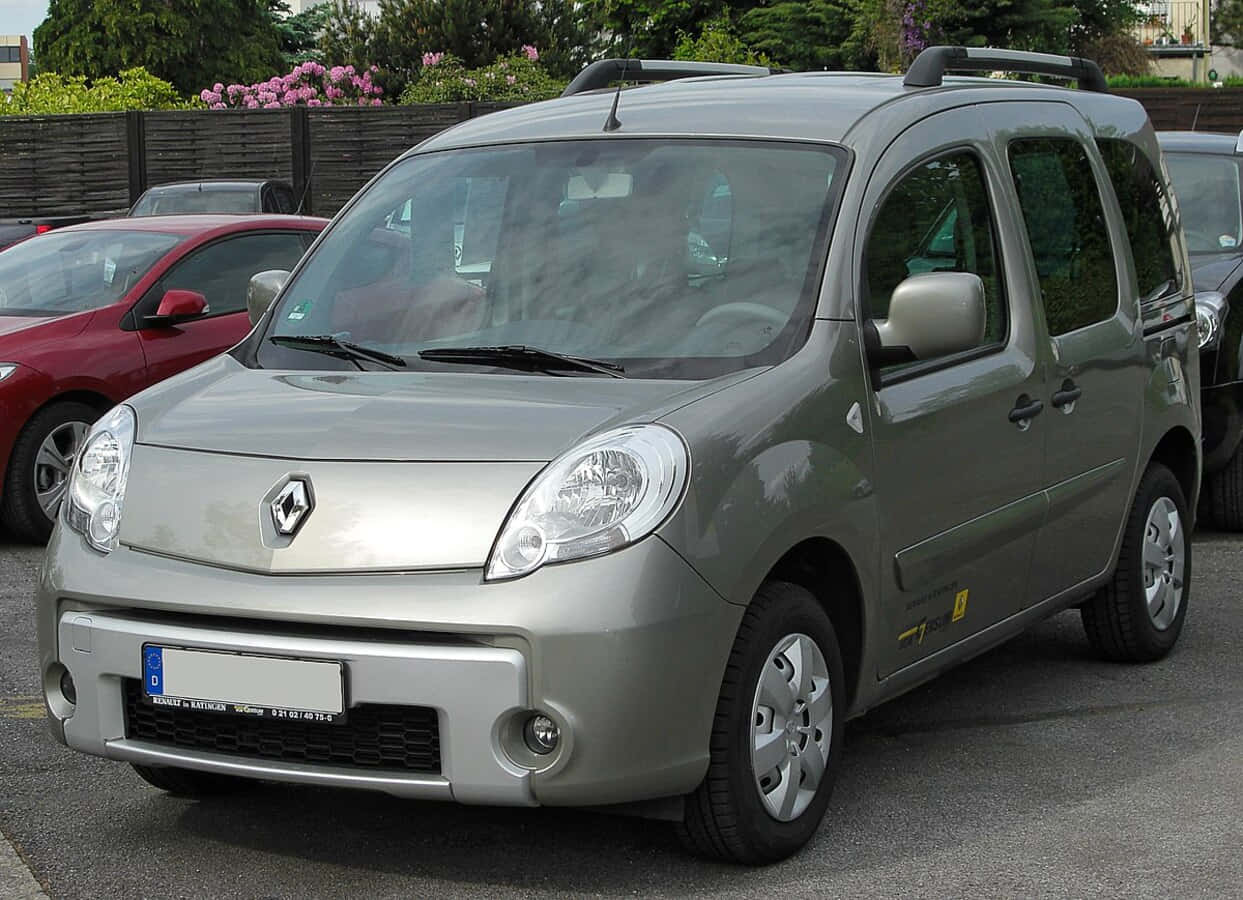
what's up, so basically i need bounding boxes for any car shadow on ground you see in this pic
[158,602,1234,892]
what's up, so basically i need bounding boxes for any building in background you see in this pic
[1134,1,1213,79]
[0,35,29,92]
[285,0,379,16]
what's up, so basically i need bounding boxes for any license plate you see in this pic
[142,645,345,724]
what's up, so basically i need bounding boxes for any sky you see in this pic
[0,0,47,43]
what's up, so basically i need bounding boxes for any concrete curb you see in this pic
[0,830,48,899]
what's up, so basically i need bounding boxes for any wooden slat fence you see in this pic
[3,91,1243,220]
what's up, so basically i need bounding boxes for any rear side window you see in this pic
[1008,138,1119,336]
[1095,139,1180,301]
[866,150,1007,357]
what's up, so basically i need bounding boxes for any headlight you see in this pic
[486,424,689,580]
[1195,291,1227,350]
[0,363,17,382]
[65,405,136,553]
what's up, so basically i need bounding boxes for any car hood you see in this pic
[134,355,732,462]
[1191,254,1243,294]
[0,313,69,339]
[119,356,758,572]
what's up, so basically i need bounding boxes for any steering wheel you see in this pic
[695,302,789,331]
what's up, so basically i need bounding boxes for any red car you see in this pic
[0,214,327,541]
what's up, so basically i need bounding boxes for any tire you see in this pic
[677,581,845,864]
[131,764,250,797]
[1206,443,1243,530]
[1081,463,1191,662]
[0,401,99,543]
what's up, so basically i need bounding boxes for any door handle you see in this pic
[1008,395,1044,427]
[1051,379,1082,410]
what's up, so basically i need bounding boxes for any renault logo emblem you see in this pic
[270,478,313,536]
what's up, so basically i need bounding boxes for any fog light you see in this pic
[59,669,77,705]
[523,714,560,755]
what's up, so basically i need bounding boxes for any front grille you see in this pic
[122,679,441,773]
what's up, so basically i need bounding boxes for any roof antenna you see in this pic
[295,158,317,215]
[603,59,629,133]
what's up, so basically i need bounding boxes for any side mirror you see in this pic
[144,289,207,328]
[867,272,986,365]
[247,269,290,327]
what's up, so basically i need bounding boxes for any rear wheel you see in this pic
[1081,463,1190,662]
[131,764,250,797]
[677,581,844,864]
[1,401,98,543]
[1206,442,1243,530]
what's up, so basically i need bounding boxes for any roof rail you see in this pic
[904,46,1108,93]
[561,59,772,98]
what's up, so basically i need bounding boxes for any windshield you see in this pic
[131,188,257,216]
[0,230,182,316]
[258,139,843,379]
[1164,152,1243,254]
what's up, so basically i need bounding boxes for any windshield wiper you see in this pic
[418,345,626,378]
[269,334,408,371]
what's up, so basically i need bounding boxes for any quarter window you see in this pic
[1008,138,1119,336]
[1095,139,1180,302]
[865,150,1007,366]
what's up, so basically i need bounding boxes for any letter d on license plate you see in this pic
[142,645,345,724]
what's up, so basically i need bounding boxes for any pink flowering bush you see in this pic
[398,49,563,104]
[198,61,384,109]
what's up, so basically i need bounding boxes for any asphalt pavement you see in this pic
[2,533,1241,899]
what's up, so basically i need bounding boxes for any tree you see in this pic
[372,0,540,76]
[34,0,284,95]
[320,0,377,71]
[269,0,334,66]
[1215,0,1243,44]
[739,1,874,70]
[593,0,751,57]
[672,14,772,65]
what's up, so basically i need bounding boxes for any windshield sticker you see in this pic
[287,300,312,321]
[1220,235,1238,249]
[103,258,117,284]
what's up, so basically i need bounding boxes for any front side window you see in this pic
[159,232,309,315]
[0,230,182,317]
[1096,139,1180,301]
[258,140,843,380]
[1008,138,1119,336]
[865,150,1007,368]
[1163,151,1243,255]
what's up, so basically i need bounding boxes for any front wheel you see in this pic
[1081,463,1190,662]
[1,401,98,543]
[677,581,844,864]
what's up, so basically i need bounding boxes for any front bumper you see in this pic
[38,525,741,808]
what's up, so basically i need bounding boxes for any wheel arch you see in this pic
[1147,425,1199,514]
[764,537,866,713]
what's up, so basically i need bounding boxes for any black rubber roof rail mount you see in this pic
[904,46,1109,93]
[561,58,772,98]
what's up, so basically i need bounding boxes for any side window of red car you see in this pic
[160,232,308,315]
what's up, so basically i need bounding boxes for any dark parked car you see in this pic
[129,180,299,217]
[0,216,94,252]
[0,214,326,541]
[1158,131,1243,527]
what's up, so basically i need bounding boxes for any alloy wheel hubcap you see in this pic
[33,421,89,520]
[1142,496,1184,631]
[750,632,833,822]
